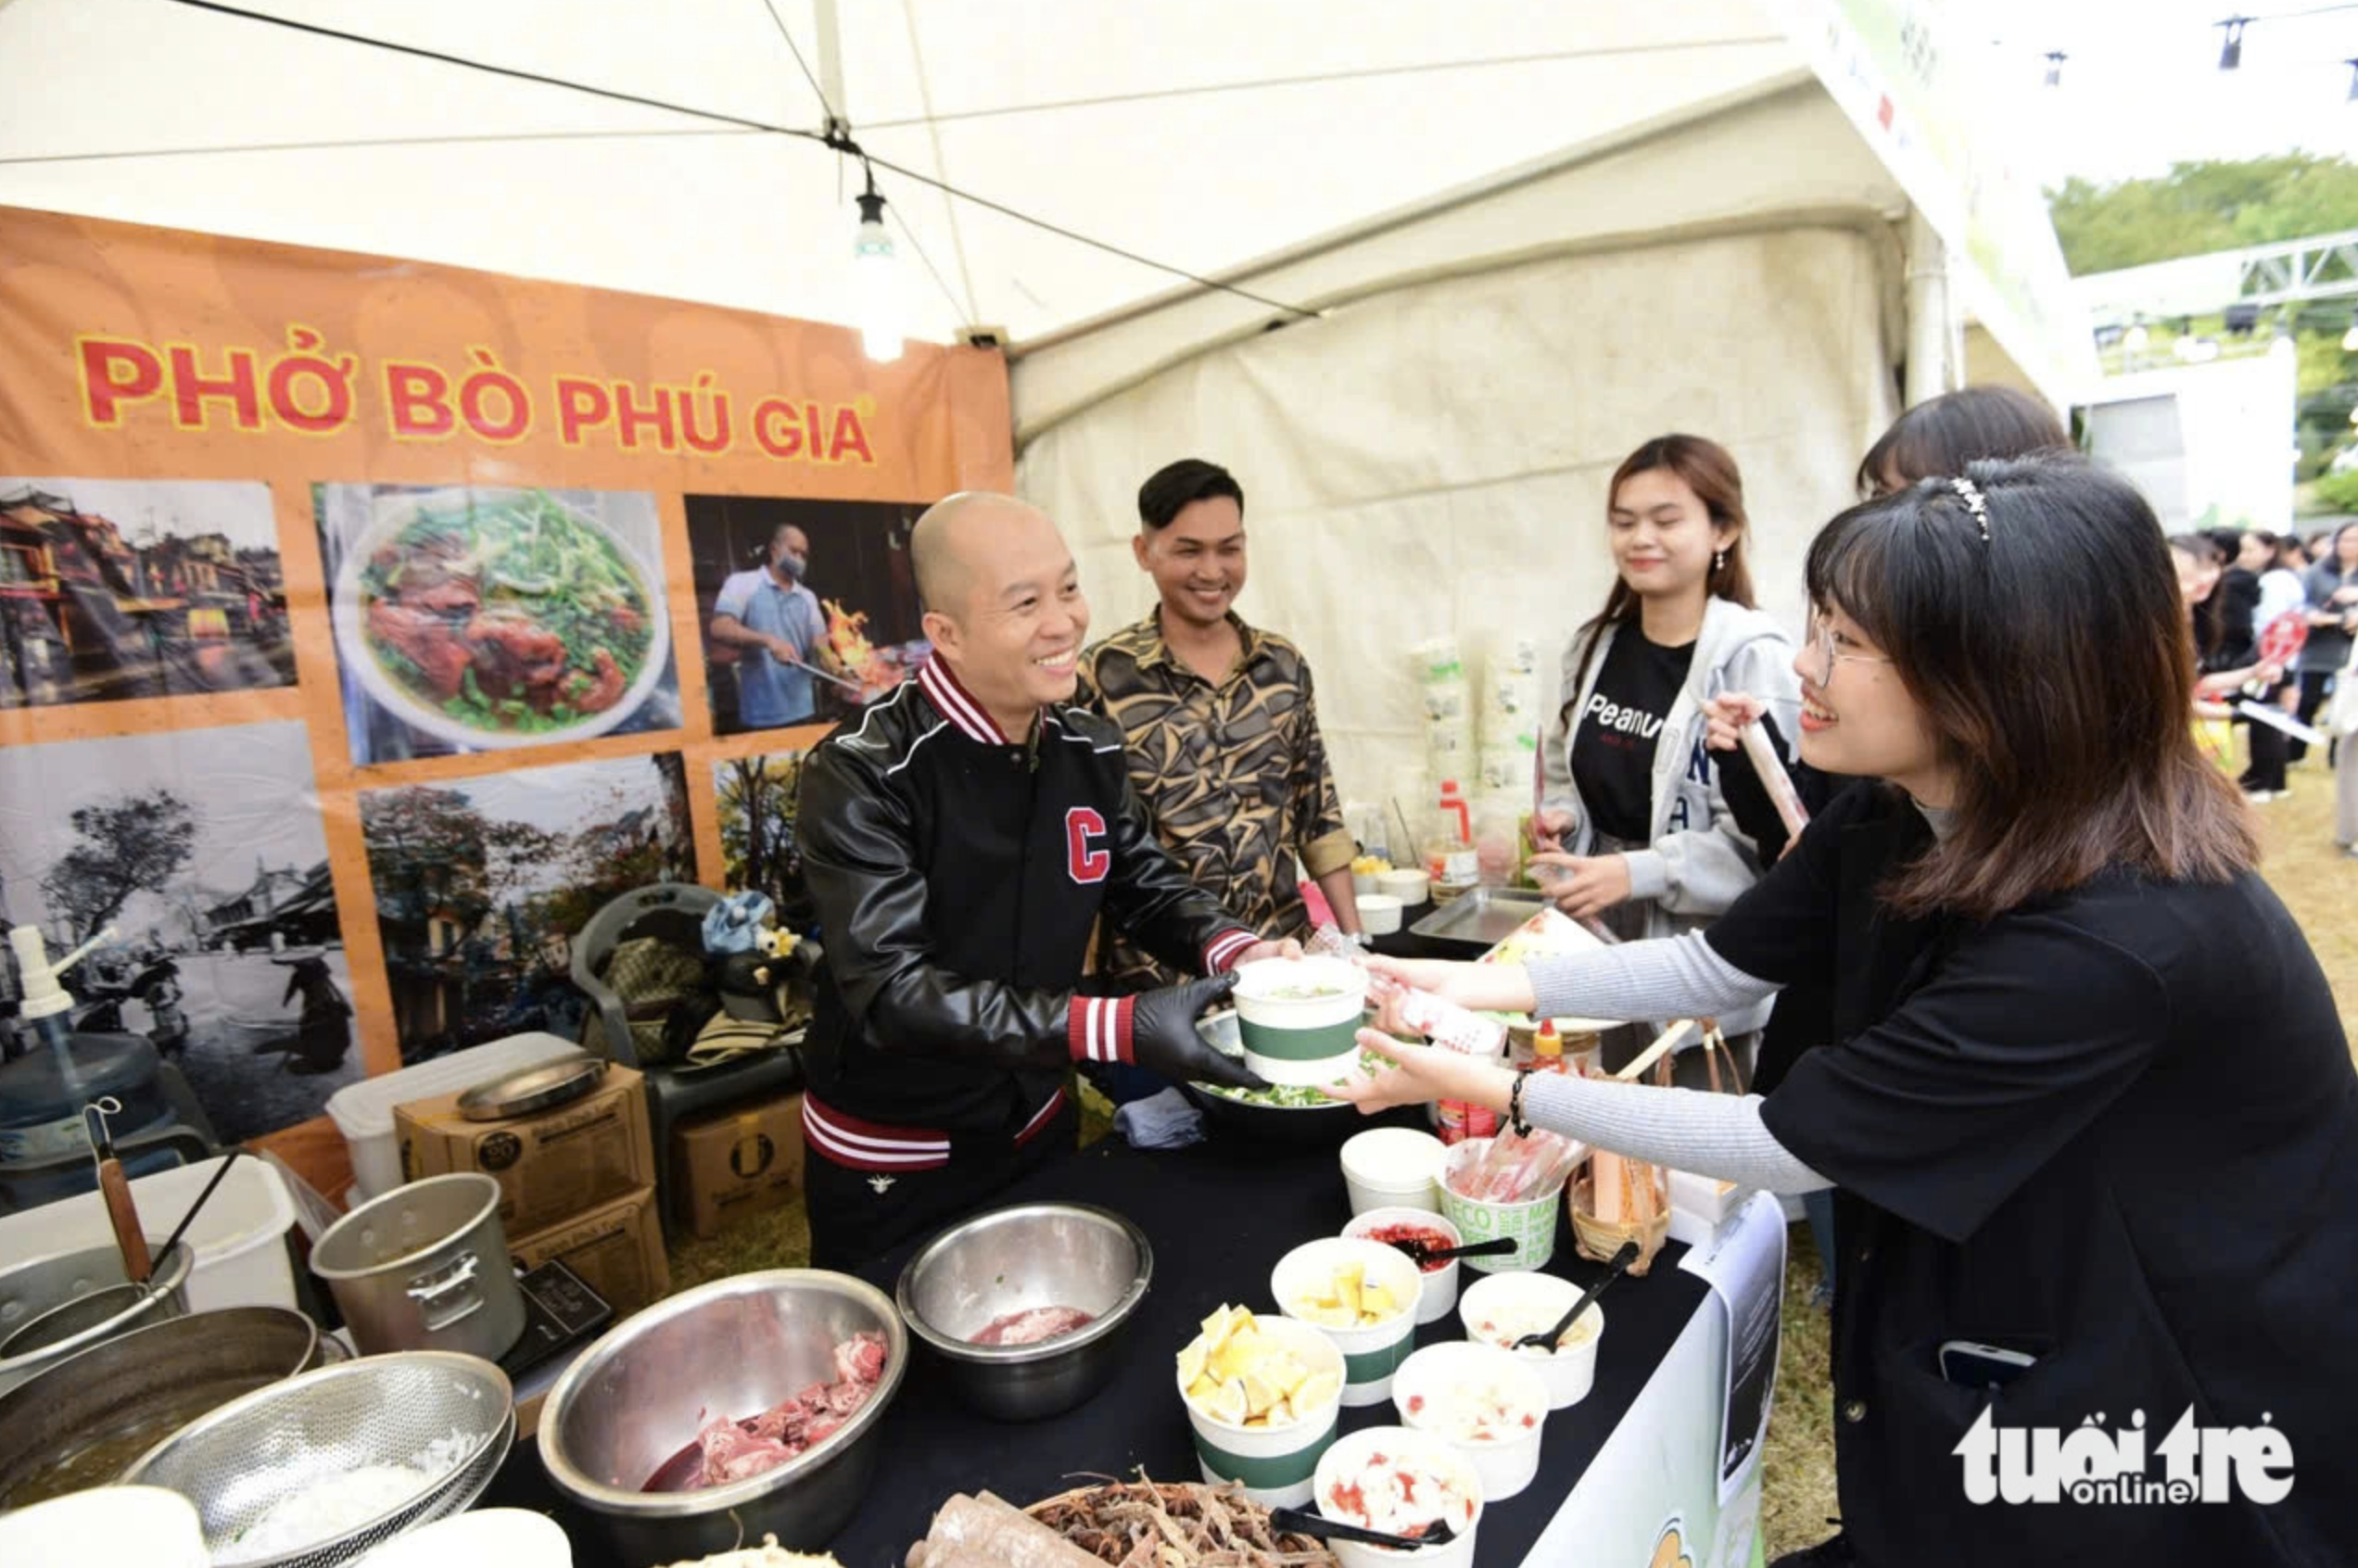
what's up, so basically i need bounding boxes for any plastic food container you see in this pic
[1457,1271,1605,1409]
[1312,1424,1482,1568]
[0,1154,297,1314]
[1179,1313,1345,1509]
[1343,1208,1463,1325]
[1339,1127,1447,1216]
[1271,1237,1422,1408]
[1437,1138,1565,1273]
[1355,894,1404,936]
[1390,1340,1549,1500]
[1232,957,1369,1088]
[325,1031,584,1200]
[1376,868,1431,905]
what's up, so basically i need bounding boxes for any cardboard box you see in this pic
[672,1094,805,1238]
[395,1064,654,1234]
[508,1184,669,1319]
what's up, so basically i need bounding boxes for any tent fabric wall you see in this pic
[1019,224,1901,809]
[1010,75,1908,446]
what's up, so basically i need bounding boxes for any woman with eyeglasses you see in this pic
[1529,435,1799,1082]
[1705,388,2074,1302]
[1336,456,2358,1568]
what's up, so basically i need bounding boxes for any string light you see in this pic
[2219,16,2250,70]
[852,170,903,363]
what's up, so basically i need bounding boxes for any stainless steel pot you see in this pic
[539,1269,906,1562]
[0,1238,193,1397]
[895,1202,1152,1422]
[311,1172,524,1360]
[0,1304,323,1510]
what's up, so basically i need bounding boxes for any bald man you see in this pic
[793,493,1289,1267]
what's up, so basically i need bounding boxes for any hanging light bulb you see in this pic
[2341,310,2358,352]
[2218,17,2248,70]
[2044,50,2066,87]
[853,177,904,363]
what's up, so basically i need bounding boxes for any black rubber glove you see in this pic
[1128,972,1266,1091]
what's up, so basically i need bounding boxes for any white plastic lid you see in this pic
[323,1031,586,1138]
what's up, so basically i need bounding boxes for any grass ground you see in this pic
[671,753,2358,1559]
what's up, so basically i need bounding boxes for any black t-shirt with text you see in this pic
[1569,629,1694,842]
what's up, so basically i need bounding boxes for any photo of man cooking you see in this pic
[791,491,1297,1270]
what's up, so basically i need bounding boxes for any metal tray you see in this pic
[1406,887,1553,948]
[459,1054,604,1121]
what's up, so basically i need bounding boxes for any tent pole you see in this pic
[815,0,849,128]
[1904,207,1953,406]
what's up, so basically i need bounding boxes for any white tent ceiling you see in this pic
[0,0,1807,350]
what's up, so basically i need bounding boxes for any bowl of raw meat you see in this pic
[895,1201,1153,1423]
[536,1269,906,1563]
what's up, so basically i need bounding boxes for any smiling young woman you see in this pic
[1531,435,1800,1081]
[1341,456,2355,1567]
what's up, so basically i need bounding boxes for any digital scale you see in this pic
[498,1259,613,1379]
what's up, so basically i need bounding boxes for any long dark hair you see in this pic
[1807,456,2256,920]
[2167,531,2225,658]
[1857,386,2071,497]
[1569,435,1756,696]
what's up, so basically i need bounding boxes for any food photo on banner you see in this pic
[0,475,291,707]
[0,718,356,1144]
[312,482,683,766]
[358,748,696,1064]
[684,494,927,735]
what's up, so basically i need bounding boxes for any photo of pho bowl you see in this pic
[330,487,671,751]
[1231,956,1369,1087]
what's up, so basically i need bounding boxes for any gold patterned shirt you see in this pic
[1078,610,1356,989]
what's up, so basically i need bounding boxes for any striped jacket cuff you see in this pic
[1202,928,1258,975]
[1068,994,1135,1065]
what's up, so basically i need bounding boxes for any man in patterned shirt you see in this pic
[1080,459,1361,1007]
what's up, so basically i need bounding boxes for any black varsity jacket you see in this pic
[793,655,1257,1170]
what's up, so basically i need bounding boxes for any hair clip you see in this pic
[1949,476,1992,544]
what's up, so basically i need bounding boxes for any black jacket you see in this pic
[795,657,1254,1158]
[1718,784,2358,1566]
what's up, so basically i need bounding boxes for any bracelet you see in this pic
[1506,1069,1534,1138]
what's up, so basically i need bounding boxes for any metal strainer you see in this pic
[120,1349,514,1568]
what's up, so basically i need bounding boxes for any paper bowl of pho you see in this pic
[1231,956,1369,1087]
[332,487,671,751]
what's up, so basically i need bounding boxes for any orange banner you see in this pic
[0,206,1010,1195]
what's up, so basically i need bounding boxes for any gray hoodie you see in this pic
[1536,597,1803,1037]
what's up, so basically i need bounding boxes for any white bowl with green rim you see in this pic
[1437,1138,1564,1274]
[1232,956,1369,1087]
[1271,1236,1423,1409]
[1177,1313,1345,1509]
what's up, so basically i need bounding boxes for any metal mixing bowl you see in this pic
[0,1304,323,1510]
[538,1269,907,1562]
[121,1350,515,1568]
[895,1201,1152,1422]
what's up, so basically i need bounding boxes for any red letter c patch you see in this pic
[1066,806,1109,883]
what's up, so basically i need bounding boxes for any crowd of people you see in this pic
[787,387,2356,1568]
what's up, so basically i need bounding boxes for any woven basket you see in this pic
[1568,1173,1671,1276]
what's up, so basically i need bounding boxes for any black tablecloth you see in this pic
[484,1131,1705,1568]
